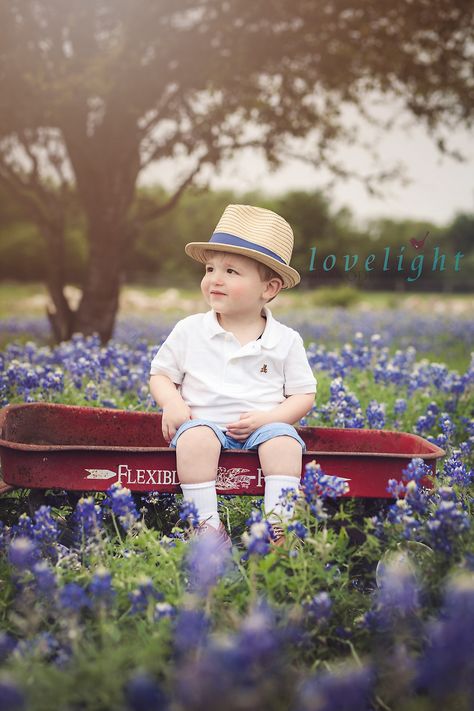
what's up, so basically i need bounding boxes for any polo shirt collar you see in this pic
[203,305,281,348]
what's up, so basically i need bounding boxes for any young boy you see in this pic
[149,204,316,548]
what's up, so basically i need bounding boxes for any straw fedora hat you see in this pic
[185,204,300,288]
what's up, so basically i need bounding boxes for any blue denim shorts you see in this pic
[169,418,306,452]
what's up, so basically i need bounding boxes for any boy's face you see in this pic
[201,251,281,317]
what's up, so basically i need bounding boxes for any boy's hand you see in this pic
[225,411,270,441]
[162,398,192,443]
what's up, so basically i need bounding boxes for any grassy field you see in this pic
[1,280,473,318]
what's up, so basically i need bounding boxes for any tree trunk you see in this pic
[73,213,127,343]
[42,222,76,343]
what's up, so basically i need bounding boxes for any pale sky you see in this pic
[140,103,474,227]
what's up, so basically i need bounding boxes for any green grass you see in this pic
[1,281,473,317]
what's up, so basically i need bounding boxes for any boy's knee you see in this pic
[175,425,221,453]
[259,435,303,455]
[258,435,303,478]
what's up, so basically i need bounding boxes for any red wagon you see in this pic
[0,403,445,497]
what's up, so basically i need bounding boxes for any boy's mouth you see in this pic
[210,291,226,296]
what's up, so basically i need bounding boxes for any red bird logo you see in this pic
[409,231,430,250]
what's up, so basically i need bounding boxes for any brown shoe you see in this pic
[194,520,232,552]
[270,523,286,547]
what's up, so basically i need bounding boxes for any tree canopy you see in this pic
[0,0,472,340]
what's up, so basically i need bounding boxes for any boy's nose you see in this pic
[211,271,224,285]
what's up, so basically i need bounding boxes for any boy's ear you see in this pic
[263,277,284,300]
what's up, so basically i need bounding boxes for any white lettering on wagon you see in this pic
[117,465,179,486]
[84,465,263,488]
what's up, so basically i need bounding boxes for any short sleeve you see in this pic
[149,320,186,384]
[283,334,317,396]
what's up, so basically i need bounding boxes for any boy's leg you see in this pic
[174,424,222,530]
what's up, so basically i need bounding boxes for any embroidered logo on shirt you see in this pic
[260,363,268,373]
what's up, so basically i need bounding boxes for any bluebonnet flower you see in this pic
[173,608,209,657]
[241,510,273,557]
[0,678,25,710]
[15,632,66,665]
[439,412,456,438]
[303,592,332,624]
[154,602,176,621]
[186,529,232,596]
[394,398,407,415]
[297,664,374,711]
[424,488,470,554]
[401,457,432,487]
[105,483,140,531]
[128,578,163,615]
[8,537,38,570]
[89,568,116,608]
[416,574,474,700]
[443,452,473,487]
[72,496,103,543]
[366,399,386,429]
[178,500,199,529]
[32,561,57,595]
[301,461,349,520]
[31,505,60,560]
[288,521,307,539]
[124,672,168,711]
[375,554,420,619]
[234,600,279,661]
[58,582,91,613]
[10,513,34,540]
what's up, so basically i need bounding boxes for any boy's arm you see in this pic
[149,374,192,443]
[225,393,315,441]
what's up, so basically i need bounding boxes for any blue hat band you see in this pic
[209,232,286,265]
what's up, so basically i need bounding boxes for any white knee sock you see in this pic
[264,475,300,523]
[180,480,220,529]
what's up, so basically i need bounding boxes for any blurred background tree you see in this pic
[0,0,473,341]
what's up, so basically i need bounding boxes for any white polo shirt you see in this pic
[149,305,316,430]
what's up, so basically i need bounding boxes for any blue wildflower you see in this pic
[106,483,139,531]
[443,452,473,487]
[366,399,386,429]
[72,496,103,543]
[153,602,176,621]
[58,582,91,613]
[32,561,57,595]
[0,678,25,710]
[89,568,116,607]
[173,608,209,657]
[288,521,307,539]
[124,672,168,711]
[376,555,420,619]
[297,664,374,711]
[8,537,38,570]
[31,505,60,560]
[128,578,163,615]
[416,574,474,700]
[241,510,273,557]
[178,500,199,529]
[186,530,232,596]
[303,592,332,624]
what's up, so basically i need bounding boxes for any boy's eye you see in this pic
[226,268,238,274]
[205,266,213,272]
